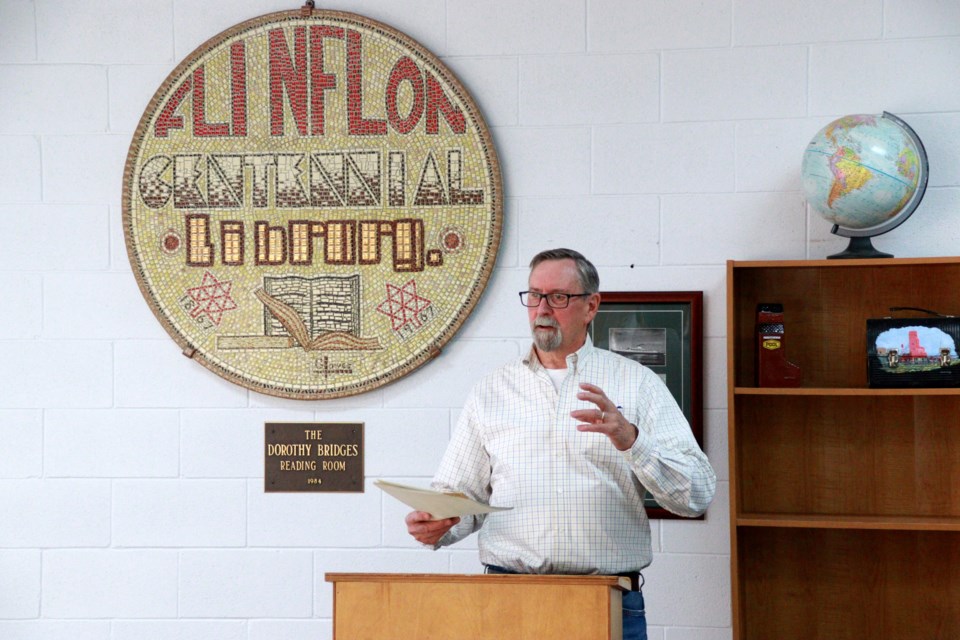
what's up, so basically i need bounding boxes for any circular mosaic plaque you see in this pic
[123,10,502,399]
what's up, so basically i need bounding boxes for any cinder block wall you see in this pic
[2,1,959,638]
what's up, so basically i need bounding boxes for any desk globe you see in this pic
[801,112,928,258]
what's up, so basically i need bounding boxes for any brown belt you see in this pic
[484,565,644,591]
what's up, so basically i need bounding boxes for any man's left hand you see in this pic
[571,382,638,451]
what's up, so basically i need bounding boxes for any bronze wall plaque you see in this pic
[265,422,363,492]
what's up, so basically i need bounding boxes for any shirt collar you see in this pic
[523,334,595,373]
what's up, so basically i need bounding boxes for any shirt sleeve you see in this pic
[621,369,717,517]
[428,388,492,547]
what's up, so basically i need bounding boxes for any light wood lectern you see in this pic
[326,572,631,639]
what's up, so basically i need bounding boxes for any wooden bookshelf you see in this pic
[727,258,960,639]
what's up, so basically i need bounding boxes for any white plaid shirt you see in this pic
[432,337,716,574]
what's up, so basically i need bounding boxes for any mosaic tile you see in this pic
[122,10,502,399]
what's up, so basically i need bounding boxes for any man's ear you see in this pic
[585,292,601,322]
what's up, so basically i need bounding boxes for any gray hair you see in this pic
[529,248,599,294]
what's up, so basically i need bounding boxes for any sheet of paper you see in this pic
[374,480,512,520]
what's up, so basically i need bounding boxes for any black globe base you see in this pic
[828,235,893,259]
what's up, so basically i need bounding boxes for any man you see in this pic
[406,248,716,640]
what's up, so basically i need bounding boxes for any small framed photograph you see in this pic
[590,291,704,519]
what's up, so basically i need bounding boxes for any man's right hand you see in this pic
[405,510,459,545]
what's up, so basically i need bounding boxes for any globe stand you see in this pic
[828,235,892,260]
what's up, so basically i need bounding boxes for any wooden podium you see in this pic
[326,572,631,639]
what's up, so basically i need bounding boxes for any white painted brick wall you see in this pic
[703,337,729,411]
[662,46,807,121]
[0,342,113,408]
[42,134,129,204]
[44,409,179,477]
[180,409,314,478]
[0,410,43,478]
[43,549,179,618]
[113,480,247,547]
[0,549,41,618]
[249,384,383,410]
[594,122,736,194]
[380,339,521,407]
[356,408,451,476]
[0,274,42,339]
[733,0,883,45]
[0,2,38,62]
[644,553,731,627]
[249,619,331,640]
[494,126,593,196]
[588,0,731,52]
[444,56,519,127]
[247,480,382,547]
[0,480,111,546]
[178,549,313,618]
[809,38,960,115]
[520,54,660,125]
[884,0,960,38]
[114,341,247,408]
[36,0,174,64]
[909,112,960,187]
[3,0,960,637]
[735,118,828,192]
[598,266,727,336]
[112,620,247,640]
[0,205,110,270]
[107,65,175,133]
[662,484,731,555]
[0,620,110,640]
[521,196,662,267]
[705,409,729,480]
[458,268,531,338]
[43,272,168,339]
[0,136,41,200]
[668,628,735,640]
[660,192,807,263]
[0,66,108,133]
[446,0,586,55]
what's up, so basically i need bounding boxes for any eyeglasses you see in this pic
[519,291,591,309]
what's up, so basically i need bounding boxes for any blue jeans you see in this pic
[622,589,647,640]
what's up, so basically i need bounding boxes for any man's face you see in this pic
[527,258,600,356]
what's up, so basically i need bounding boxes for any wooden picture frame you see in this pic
[590,291,704,519]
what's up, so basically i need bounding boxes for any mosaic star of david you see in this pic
[186,271,238,326]
[376,279,432,331]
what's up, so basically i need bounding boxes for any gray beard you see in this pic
[532,317,562,352]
